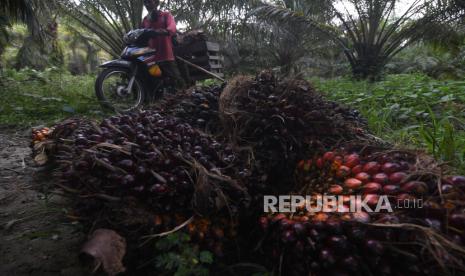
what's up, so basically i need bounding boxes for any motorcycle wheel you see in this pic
[95,67,145,112]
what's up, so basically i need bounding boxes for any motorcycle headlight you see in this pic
[148,65,162,77]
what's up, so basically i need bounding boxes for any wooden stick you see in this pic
[175,55,226,82]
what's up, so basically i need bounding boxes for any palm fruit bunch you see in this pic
[185,216,238,257]
[156,84,224,133]
[296,149,423,204]
[32,126,53,143]
[258,147,465,275]
[54,110,249,218]
[218,72,368,197]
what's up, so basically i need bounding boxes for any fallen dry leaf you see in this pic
[80,229,126,276]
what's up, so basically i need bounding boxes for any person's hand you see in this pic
[154,29,169,35]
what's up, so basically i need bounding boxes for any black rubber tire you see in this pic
[95,67,145,112]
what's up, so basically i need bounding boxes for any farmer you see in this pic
[142,0,186,89]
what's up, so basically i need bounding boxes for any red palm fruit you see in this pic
[355,172,371,183]
[373,173,389,185]
[329,184,344,195]
[351,164,363,175]
[313,213,329,222]
[401,181,428,194]
[336,165,351,178]
[297,160,305,170]
[323,151,335,162]
[381,162,401,174]
[344,153,360,168]
[301,159,313,171]
[363,182,382,194]
[333,155,344,166]
[364,194,379,206]
[344,178,362,189]
[365,239,384,255]
[316,157,324,169]
[259,216,269,229]
[363,161,380,175]
[341,213,352,221]
[154,215,163,226]
[305,159,312,171]
[383,185,400,195]
[389,172,408,184]
[271,213,286,223]
[352,211,371,223]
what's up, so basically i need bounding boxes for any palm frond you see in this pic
[253,0,454,79]
[0,0,45,37]
[251,3,348,50]
[57,0,144,57]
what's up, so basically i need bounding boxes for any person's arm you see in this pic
[164,12,177,36]
[139,17,147,29]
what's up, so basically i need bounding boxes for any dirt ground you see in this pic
[0,128,88,275]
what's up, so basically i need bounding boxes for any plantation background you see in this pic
[2,1,465,274]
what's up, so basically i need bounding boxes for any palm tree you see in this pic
[254,0,454,80]
[1,0,44,36]
[245,0,334,76]
[57,0,144,57]
[0,0,46,69]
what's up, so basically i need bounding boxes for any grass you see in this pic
[0,67,105,127]
[312,74,465,173]
[1,69,464,172]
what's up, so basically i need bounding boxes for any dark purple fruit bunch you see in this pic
[218,73,368,199]
[55,110,248,216]
[156,84,224,133]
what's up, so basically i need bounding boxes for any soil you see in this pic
[0,129,87,275]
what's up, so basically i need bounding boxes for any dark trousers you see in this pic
[158,60,187,89]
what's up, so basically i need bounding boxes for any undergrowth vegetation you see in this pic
[313,74,465,173]
[0,67,104,126]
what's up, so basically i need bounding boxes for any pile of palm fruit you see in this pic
[258,147,465,275]
[33,71,465,275]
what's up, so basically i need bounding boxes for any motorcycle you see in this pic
[95,29,172,112]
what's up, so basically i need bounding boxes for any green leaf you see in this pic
[199,251,214,264]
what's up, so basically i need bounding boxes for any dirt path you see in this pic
[0,129,87,275]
